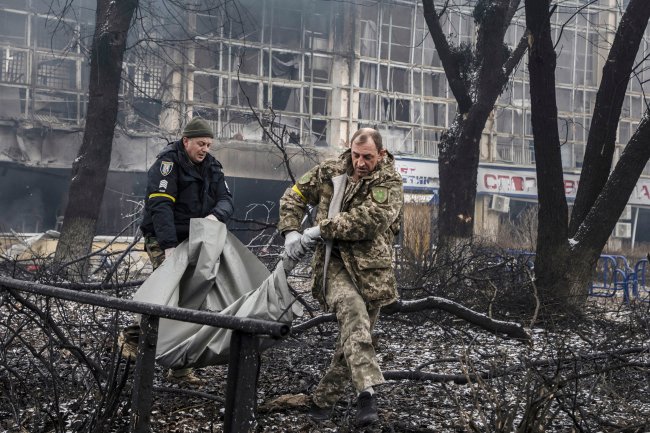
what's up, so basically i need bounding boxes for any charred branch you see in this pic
[291,295,530,341]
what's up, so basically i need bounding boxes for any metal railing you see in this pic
[0,275,290,433]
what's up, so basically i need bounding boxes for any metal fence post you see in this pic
[130,314,159,433]
[223,330,261,433]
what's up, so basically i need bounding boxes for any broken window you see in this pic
[359,3,379,57]
[0,10,27,46]
[381,97,410,122]
[575,26,597,86]
[618,120,631,144]
[360,61,378,89]
[305,87,329,115]
[311,119,328,146]
[193,73,221,105]
[32,90,78,122]
[556,87,573,112]
[386,4,412,63]
[496,108,513,135]
[265,51,300,81]
[34,16,77,51]
[270,0,303,49]
[554,16,575,85]
[0,0,26,8]
[231,80,259,108]
[390,67,409,93]
[195,41,222,71]
[304,54,331,84]
[0,49,27,84]
[415,70,446,96]
[36,54,76,89]
[235,47,261,76]
[423,102,445,127]
[304,1,331,51]
[265,84,300,112]
[358,92,378,121]
[196,10,226,38]
[226,0,264,42]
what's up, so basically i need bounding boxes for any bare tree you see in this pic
[421,0,527,248]
[53,0,139,276]
[526,0,650,306]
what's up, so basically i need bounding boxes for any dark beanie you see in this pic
[182,118,214,138]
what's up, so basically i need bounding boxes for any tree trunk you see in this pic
[567,114,650,297]
[568,0,650,236]
[525,0,570,304]
[54,0,138,277]
[421,0,524,246]
[527,0,650,309]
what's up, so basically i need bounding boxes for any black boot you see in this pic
[308,403,331,421]
[355,391,379,426]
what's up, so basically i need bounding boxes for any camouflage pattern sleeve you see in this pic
[277,165,321,234]
[320,173,403,241]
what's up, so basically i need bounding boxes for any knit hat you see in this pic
[182,118,214,138]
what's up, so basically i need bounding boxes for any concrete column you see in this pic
[328,1,358,149]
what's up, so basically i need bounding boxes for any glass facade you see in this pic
[0,0,648,170]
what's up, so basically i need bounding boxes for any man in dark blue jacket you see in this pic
[120,117,233,386]
[140,117,233,261]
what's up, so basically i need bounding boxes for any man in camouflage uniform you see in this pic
[278,128,403,426]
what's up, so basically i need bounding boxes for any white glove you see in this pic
[283,230,304,260]
[205,214,218,221]
[281,253,299,274]
[300,225,322,250]
[164,247,175,259]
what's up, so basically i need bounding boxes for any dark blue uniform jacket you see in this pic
[140,140,234,249]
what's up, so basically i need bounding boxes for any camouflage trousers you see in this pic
[122,235,166,338]
[125,235,193,376]
[311,255,384,408]
[144,235,165,270]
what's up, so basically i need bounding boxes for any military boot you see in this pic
[355,391,378,426]
[308,402,332,421]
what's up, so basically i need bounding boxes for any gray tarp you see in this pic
[132,219,302,369]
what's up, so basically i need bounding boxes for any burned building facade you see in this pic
[1,0,649,247]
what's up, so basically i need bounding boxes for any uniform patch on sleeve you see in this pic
[298,172,312,185]
[160,161,174,176]
[371,186,388,203]
[158,179,168,191]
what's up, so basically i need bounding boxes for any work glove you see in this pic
[281,253,299,274]
[284,230,304,260]
[205,214,218,221]
[164,247,175,259]
[300,225,322,250]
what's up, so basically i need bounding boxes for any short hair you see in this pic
[350,128,383,151]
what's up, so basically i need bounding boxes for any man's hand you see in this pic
[283,231,304,260]
[205,214,218,221]
[164,247,175,259]
[300,225,322,250]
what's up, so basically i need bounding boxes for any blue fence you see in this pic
[588,255,650,303]
[503,251,649,303]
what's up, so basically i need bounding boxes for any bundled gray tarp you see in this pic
[132,219,302,369]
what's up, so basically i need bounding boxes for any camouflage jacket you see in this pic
[278,149,404,308]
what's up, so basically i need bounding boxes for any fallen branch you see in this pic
[383,346,649,385]
[153,386,225,403]
[292,296,531,341]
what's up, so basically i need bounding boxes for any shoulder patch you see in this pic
[371,186,388,203]
[160,161,174,176]
[298,172,312,185]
